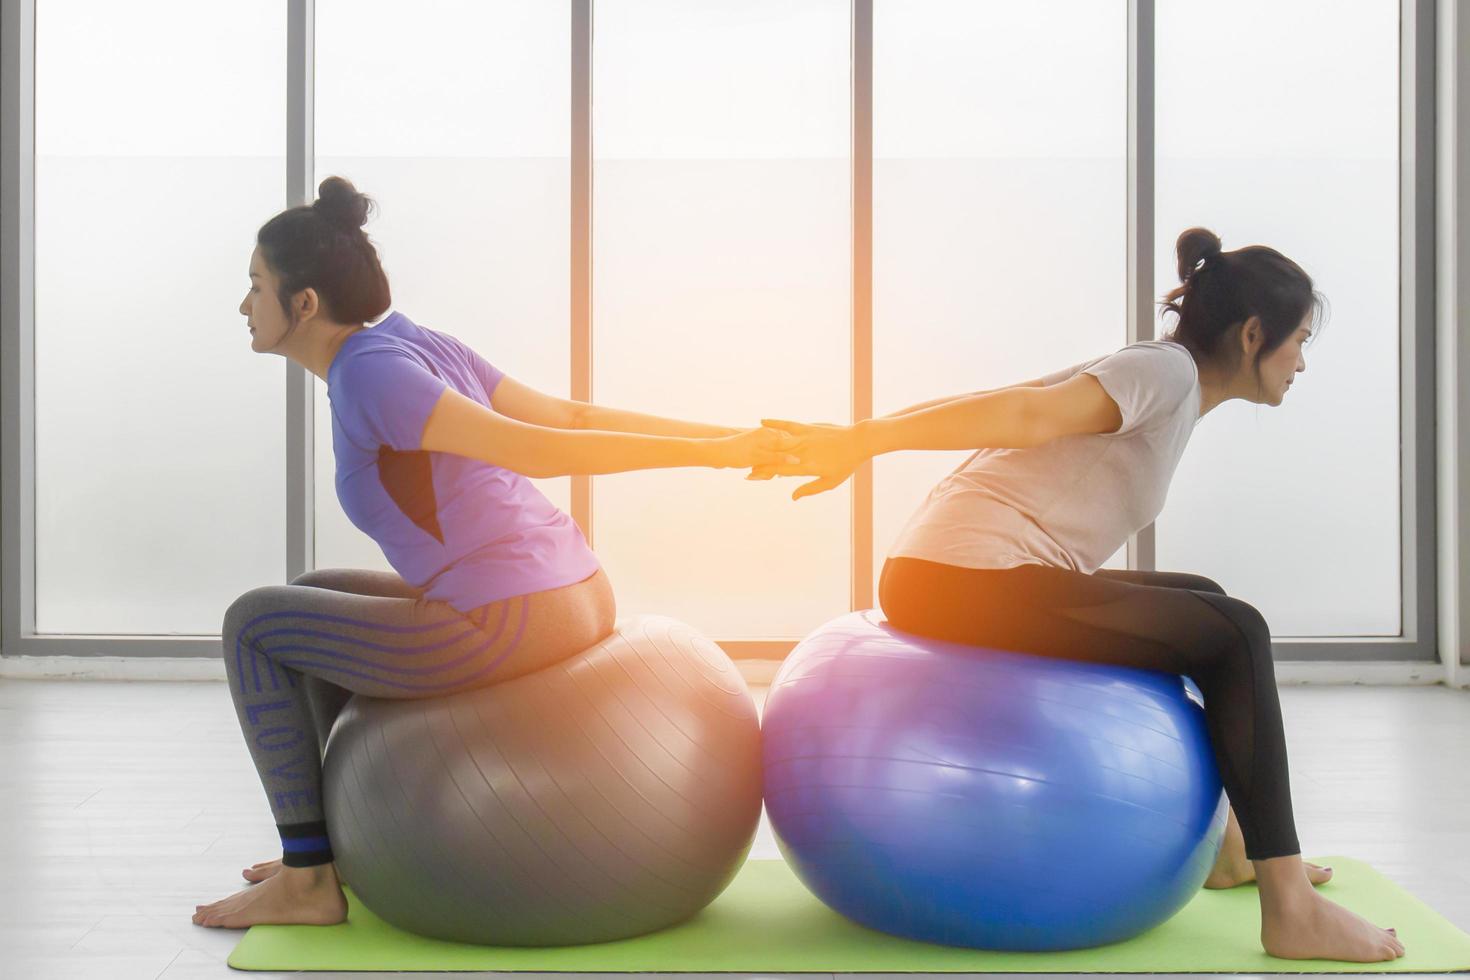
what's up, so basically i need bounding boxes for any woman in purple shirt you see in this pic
[194,178,792,929]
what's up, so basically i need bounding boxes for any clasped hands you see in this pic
[716,419,865,501]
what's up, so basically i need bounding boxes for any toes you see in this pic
[1303,863,1333,885]
[202,908,234,928]
[195,894,245,918]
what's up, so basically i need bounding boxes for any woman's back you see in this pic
[327,311,599,613]
[887,340,1200,574]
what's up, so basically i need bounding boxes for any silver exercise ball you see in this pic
[320,614,763,946]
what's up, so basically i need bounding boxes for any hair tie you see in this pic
[1189,250,1223,281]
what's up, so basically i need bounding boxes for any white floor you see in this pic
[1,678,1467,979]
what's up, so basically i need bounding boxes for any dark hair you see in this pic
[1159,227,1326,388]
[256,176,391,325]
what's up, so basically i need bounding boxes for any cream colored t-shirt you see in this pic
[887,340,1202,575]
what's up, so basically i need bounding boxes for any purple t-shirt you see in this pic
[326,311,600,613]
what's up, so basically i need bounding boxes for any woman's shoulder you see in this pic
[328,316,436,390]
[1123,338,1192,359]
[1108,339,1197,378]
[371,312,474,360]
[337,312,449,363]
[1150,340,1199,384]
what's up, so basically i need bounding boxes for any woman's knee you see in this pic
[1195,592,1273,662]
[222,585,294,656]
[289,569,329,588]
[289,568,363,589]
[1179,573,1227,596]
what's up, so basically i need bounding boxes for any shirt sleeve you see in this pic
[466,346,505,400]
[434,331,505,401]
[332,349,449,452]
[1032,357,1097,388]
[1082,344,1196,436]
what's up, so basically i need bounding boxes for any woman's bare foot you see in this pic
[1256,855,1404,962]
[1204,806,1332,888]
[1208,855,1333,889]
[242,858,283,883]
[193,861,347,928]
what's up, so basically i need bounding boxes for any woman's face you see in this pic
[238,247,291,353]
[1249,312,1312,407]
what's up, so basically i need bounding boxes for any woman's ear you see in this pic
[293,286,320,323]
[1239,315,1264,356]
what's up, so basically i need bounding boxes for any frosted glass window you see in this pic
[314,0,571,573]
[1154,0,1400,636]
[592,0,851,638]
[872,0,1128,594]
[34,1,286,633]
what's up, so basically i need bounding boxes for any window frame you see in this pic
[0,0,1447,669]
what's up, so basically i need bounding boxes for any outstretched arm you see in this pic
[760,373,1124,499]
[577,402,739,438]
[876,369,1071,420]
[423,387,792,478]
[490,376,739,438]
[861,372,1123,453]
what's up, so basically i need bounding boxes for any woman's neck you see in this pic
[285,320,363,381]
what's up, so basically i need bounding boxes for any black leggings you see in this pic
[878,557,1300,861]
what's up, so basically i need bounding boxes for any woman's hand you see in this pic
[746,419,866,500]
[706,426,801,470]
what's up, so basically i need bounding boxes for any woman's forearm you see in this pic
[577,403,739,438]
[879,374,1053,421]
[858,388,1041,456]
[421,387,754,476]
[507,425,720,478]
[879,391,981,419]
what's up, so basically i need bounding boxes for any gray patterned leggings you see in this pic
[219,566,613,867]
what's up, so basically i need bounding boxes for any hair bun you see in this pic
[1175,226,1223,282]
[313,175,374,230]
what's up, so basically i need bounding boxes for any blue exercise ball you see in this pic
[762,610,1227,951]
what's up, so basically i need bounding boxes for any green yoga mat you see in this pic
[230,856,1470,973]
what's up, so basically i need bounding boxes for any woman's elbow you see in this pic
[508,455,565,480]
[1009,395,1053,448]
[564,400,590,430]
[1009,386,1117,445]
[510,436,579,478]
